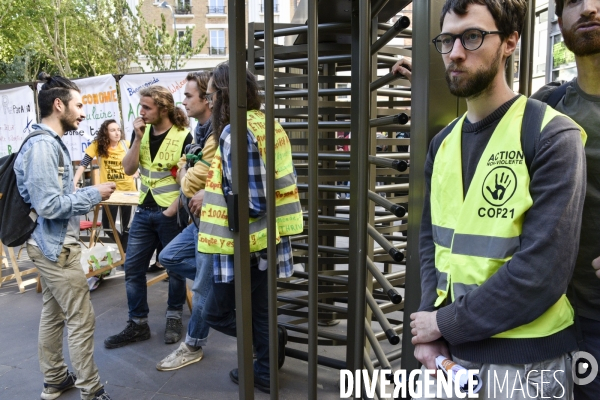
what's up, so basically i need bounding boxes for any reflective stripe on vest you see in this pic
[138,125,189,207]
[198,109,303,254]
[430,95,586,339]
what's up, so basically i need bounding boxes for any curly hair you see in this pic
[210,62,262,137]
[37,72,80,119]
[139,85,189,130]
[440,0,528,39]
[94,119,119,159]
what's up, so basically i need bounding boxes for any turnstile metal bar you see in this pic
[272,87,410,99]
[371,16,411,54]
[365,318,393,370]
[366,289,401,345]
[263,0,281,396]
[229,0,253,397]
[253,22,352,39]
[346,0,371,379]
[307,0,319,397]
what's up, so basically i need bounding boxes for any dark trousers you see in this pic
[124,207,186,319]
[202,266,271,381]
[574,316,600,400]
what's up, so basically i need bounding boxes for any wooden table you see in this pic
[86,190,193,311]
[86,191,139,279]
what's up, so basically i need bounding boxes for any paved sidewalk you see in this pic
[0,259,346,399]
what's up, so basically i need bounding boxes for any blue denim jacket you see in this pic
[14,124,101,261]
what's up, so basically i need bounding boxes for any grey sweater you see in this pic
[532,79,600,323]
[419,95,585,364]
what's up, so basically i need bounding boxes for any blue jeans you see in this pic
[159,223,212,347]
[124,207,186,321]
[574,316,600,400]
[202,266,270,381]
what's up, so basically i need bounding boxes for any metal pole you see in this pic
[166,5,178,70]
[545,1,555,83]
[506,53,515,88]
[264,0,280,397]
[402,0,462,391]
[229,0,253,398]
[346,0,370,392]
[307,0,319,398]
[518,0,536,96]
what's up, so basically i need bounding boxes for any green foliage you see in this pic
[136,8,207,72]
[0,0,207,83]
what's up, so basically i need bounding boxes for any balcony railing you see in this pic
[260,3,279,12]
[207,6,226,14]
[174,5,193,14]
[209,46,227,55]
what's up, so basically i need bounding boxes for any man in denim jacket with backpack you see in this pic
[14,73,115,400]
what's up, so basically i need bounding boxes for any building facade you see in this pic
[132,0,297,71]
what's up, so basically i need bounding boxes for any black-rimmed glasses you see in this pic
[432,29,502,54]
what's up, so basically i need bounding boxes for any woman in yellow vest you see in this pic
[74,119,136,248]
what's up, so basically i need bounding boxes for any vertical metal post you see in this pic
[264,0,280,397]
[229,0,253,398]
[347,0,370,386]
[172,7,178,70]
[507,53,515,89]
[402,0,462,386]
[248,23,257,75]
[307,0,319,398]
[518,0,536,96]
[545,0,556,84]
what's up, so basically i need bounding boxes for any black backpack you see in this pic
[0,131,64,247]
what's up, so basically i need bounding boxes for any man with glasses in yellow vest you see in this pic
[197,63,303,393]
[410,1,587,398]
[105,86,193,349]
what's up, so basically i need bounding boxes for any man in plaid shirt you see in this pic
[213,122,295,283]
[198,63,303,394]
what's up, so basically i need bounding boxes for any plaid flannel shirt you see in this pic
[214,123,294,283]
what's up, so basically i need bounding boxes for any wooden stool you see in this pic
[0,241,39,293]
[147,271,193,312]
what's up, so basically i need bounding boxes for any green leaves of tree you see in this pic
[0,0,207,83]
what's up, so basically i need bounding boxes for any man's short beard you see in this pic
[445,48,502,98]
[563,22,600,57]
[60,110,79,133]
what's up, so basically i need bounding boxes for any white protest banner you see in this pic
[0,85,37,158]
[118,71,197,140]
[36,74,121,161]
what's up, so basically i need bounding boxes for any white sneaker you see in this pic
[156,342,203,371]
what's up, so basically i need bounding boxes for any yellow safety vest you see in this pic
[198,109,303,254]
[431,95,586,339]
[139,125,189,207]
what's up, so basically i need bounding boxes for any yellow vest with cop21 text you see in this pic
[198,109,303,254]
[431,95,586,339]
[139,125,189,207]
